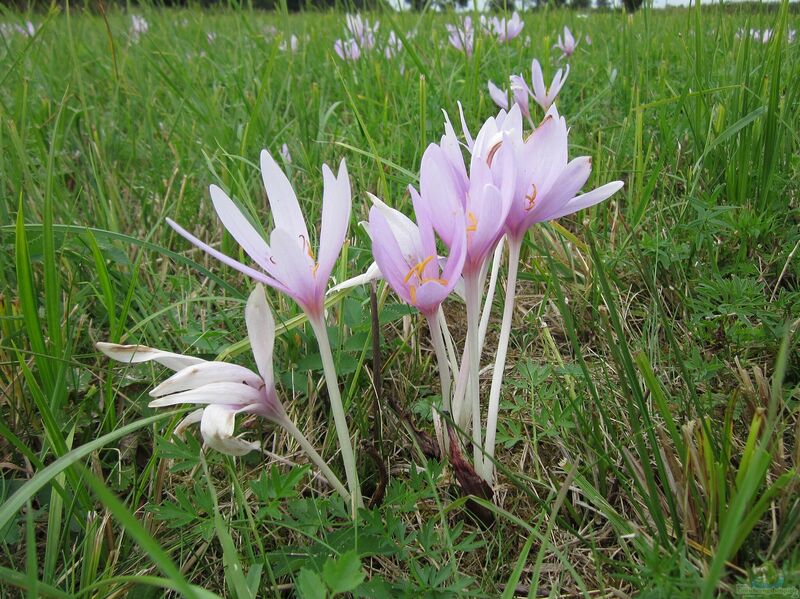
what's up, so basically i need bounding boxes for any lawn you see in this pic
[0,2,799,597]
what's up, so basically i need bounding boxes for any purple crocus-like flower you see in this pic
[345,14,378,50]
[334,38,360,61]
[446,17,474,57]
[487,79,530,120]
[367,193,466,318]
[502,105,623,241]
[490,12,524,42]
[554,25,579,58]
[525,59,569,113]
[167,150,351,321]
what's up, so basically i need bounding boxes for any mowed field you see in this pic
[0,3,799,597]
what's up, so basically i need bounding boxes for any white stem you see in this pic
[482,236,522,483]
[438,307,459,376]
[427,312,451,454]
[281,417,351,503]
[464,271,484,469]
[479,238,505,353]
[309,317,363,515]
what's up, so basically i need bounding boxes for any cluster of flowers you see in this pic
[334,14,405,62]
[130,15,149,42]
[99,15,623,518]
[0,20,36,38]
[735,27,796,44]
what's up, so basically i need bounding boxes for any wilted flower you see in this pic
[554,25,579,58]
[130,15,149,42]
[97,286,350,500]
[334,38,360,61]
[446,17,474,57]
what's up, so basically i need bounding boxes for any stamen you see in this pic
[467,211,478,232]
[524,183,537,211]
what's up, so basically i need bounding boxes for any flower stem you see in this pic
[479,237,505,354]
[482,235,521,483]
[464,270,484,469]
[281,417,351,503]
[427,311,452,453]
[309,317,363,516]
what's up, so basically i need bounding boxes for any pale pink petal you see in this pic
[175,408,204,437]
[96,342,204,371]
[150,362,261,397]
[327,261,382,294]
[245,284,275,387]
[209,184,274,273]
[487,80,509,110]
[269,227,317,309]
[200,404,260,456]
[148,382,263,408]
[260,149,309,242]
[548,181,624,221]
[166,218,291,295]
[317,159,352,283]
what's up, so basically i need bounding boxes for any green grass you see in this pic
[1,2,799,596]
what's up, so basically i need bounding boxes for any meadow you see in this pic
[0,2,799,596]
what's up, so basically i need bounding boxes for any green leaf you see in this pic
[295,568,327,599]
[321,551,366,595]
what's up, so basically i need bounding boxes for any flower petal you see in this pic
[150,362,261,397]
[148,382,262,408]
[96,342,204,371]
[260,149,309,242]
[246,284,276,387]
[487,80,509,111]
[175,408,204,437]
[327,261,383,294]
[316,159,352,284]
[209,184,274,274]
[166,217,291,295]
[547,181,624,221]
[200,404,260,456]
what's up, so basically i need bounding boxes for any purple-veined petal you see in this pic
[317,159,352,284]
[148,381,263,408]
[260,149,310,242]
[245,284,276,387]
[150,362,262,397]
[96,342,204,371]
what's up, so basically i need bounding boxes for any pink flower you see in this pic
[446,17,474,57]
[526,59,569,112]
[367,191,466,318]
[167,150,351,320]
[491,12,524,42]
[334,38,360,61]
[502,105,623,241]
[488,78,530,120]
[345,13,378,50]
[554,25,579,58]
[385,30,403,59]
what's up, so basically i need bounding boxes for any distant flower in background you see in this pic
[280,34,298,52]
[206,32,216,44]
[525,59,569,113]
[280,143,292,164]
[346,13,379,50]
[385,30,403,59]
[334,38,360,61]
[130,15,149,43]
[0,21,36,37]
[585,34,592,45]
[487,79,530,120]
[446,17,474,57]
[263,25,277,39]
[554,25,579,58]
[488,12,524,43]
